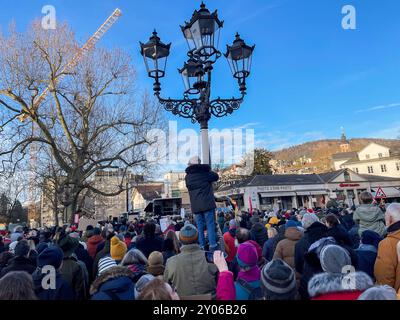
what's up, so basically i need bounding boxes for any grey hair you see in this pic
[120,249,148,266]
[386,203,400,223]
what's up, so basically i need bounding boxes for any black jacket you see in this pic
[0,256,37,278]
[136,236,164,258]
[185,164,219,214]
[327,224,354,247]
[250,223,268,247]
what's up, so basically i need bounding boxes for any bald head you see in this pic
[385,203,400,227]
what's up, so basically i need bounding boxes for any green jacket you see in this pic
[164,244,218,298]
[353,204,386,237]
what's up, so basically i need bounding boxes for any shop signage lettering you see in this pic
[339,183,360,188]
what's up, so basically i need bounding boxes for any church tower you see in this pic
[340,127,350,153]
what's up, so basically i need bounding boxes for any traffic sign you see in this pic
[375,187,387,199]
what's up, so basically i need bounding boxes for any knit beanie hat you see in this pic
[179,223,198,245]
[320,244,351,273]
[237,241,258,269]
[110,235,127,261]
[134,274,155,298]
[148,251,163,266]
[261,259,297,300]
[97,256,117,275]
[301,213,319,229]
[247,240,262,262]
[229,219,237,230]
[14,240,30,257]
[361,230,382,248]
[285,220,298,229]
[358,285,398,300]
[37,246,64,269]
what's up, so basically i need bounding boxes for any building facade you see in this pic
[215,169,400,212]
[332,142,400,178]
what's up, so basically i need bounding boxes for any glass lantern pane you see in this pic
[190,20,203,50]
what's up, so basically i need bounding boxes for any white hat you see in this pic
[188,156,201,166]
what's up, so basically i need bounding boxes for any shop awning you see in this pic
[259,192,297,198]
[296,191,328,196]
[372,187,400,198]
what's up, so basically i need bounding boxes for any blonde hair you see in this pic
[267,227,278,238]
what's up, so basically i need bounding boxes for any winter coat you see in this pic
[340,213,355,231]
[87,235,104,259]
[353,204,386,237]
[93,239,110,278]
[262,237,278,262]
[294,222,328,275]
[164,244,218,298]
[162,250,176,265]
[136,236,164,258]
[90,266,136,300]
[216,270,235,300]
[250,223,268,247]
[32,269,74,300]
[0,256,37,277]
[308,271,373,300]
[185,164,219,214]
[273,227,303,270]
[60,256,85,300]
[356,244,377,280]
[223,230,237,263]
[75,244,93,282]
[235,279,261,300]
[374,222,400,291]
[327,224,354,247]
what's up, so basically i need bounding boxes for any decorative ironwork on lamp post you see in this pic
[140,2,255,165]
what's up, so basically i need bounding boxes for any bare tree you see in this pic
[0,22,163,223]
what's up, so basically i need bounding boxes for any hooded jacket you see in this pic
[185,164,219,214]
[353,204,386,237]
[374,222,400,291]
[90,266,136,300]
[273,227,303,270]
[308,271,373,300]
[164,244,218,298]
[250,223,268,247]
[87,235,104,259]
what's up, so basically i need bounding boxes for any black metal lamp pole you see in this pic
[140,2,255,165]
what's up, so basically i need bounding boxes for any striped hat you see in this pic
[179,223,198,245]
[97,256,117,276]
[261,259,297,300]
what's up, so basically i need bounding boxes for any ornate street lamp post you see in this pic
[140,2,255,164]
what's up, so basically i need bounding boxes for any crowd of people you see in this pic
[0,157,399,301]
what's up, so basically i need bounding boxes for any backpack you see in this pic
[237,278,264,300]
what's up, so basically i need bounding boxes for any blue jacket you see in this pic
[235,279,261,300]
[90,266,135,300]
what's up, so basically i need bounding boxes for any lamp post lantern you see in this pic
[140,2,255,165]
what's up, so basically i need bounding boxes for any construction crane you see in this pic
[23,8,122,226]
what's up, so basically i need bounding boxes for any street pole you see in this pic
[201,126,210,165]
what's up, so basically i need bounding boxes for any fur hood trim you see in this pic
[308,271,373,298]
[90,266,135,295]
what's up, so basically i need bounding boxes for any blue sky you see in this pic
[1,0,400,152]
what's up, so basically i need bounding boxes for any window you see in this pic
[397,163,400,171]
[381,164,387,173]
[365,154,370,159]
[344,171,351,182]
[378,153,383,158]
[353,168,359,173]
[367,166,374,174]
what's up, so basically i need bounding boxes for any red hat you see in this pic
[307,209,314,213]
[70,225,77,232]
